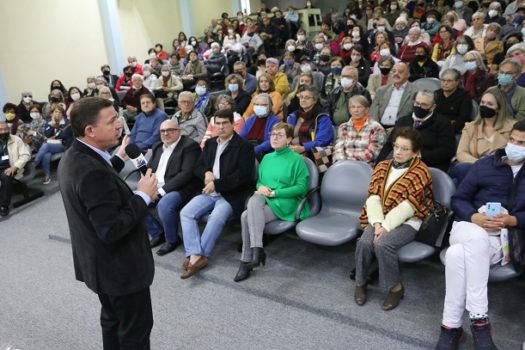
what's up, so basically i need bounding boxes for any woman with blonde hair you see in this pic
[242,73,284,119]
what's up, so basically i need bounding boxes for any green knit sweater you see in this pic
[257,146,310,221]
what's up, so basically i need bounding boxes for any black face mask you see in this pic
[415,54,427,62]
[0,133,9,143]
[380,67,392,75]
[413,106,431,119]
[102,69,110,75]
[125,71,133,77]
[258,59,266,65]
[50,96,60,103]
[479,105,497,118]
[320,54,331,62]
[52,85,61,90]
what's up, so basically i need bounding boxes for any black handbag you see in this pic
[416,193,454,248]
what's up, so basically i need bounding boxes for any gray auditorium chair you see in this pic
[263,157,320,235]
[295,160,372,246]
[471,99,479,121]
[122,149,153,189]
[398,167,456,263]
[439,249,522,283]
[413,77,441,92]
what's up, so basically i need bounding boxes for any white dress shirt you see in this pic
[381,82,407,126]
[156,138,180,196]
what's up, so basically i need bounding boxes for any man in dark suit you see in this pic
[146,118,201,256]
[179,109,255,279]
[58,97,158,349]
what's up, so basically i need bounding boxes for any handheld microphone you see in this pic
[125,144,148,175]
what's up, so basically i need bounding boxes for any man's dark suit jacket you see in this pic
[58,139,154,296]
[197,133,255,216]
[148,135,201,203]
[376,113,456,171]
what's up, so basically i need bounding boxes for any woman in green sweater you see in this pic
[234,122,310,282]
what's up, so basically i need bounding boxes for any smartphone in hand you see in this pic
[486,202,502,217]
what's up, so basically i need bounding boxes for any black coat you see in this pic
[408,59,440,82]
[376,113,456,171]
[434,88,473,134]
[148,135,201,203]
[58,140,154,296]
[196,133,255,216]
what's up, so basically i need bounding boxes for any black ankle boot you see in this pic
[233,262,251,282]
[247,247,266,269]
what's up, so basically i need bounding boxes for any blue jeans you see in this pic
[449,162,473,187]
[34,143,65,176]
[180,194,233,257]
[145,191,183,243]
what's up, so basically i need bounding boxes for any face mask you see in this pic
[456,44,468,54]
[131,62,137,67]
[0,133,9,143]
[413,106,430,119]
[379,48,391,56]
[415,54,427,61]
[143,71,151,77]
[301,64,312,73]
[284,60,294,66]
[488,9,497,18]
[50,96,60,103]
[498,73,514,86]
[341,77,354,89]
[162,71,170,77]
[253,105,268,117]
[479,105,497,118]
[125,71,133,77]
[5,112,16,121]
[297,34,305,41]
[71,92,81,101]
[102,69,110,75]
[23,96,32,103]
[506,142,525,162]
[320,54,330,62]
[96,84,105,91]
[315,43,324,50]
[343,43,353,50]
[464,61,477,71]
[376,25,386,32]
[287,45,296,52]
[191,41,197,46]
[351,55,361,62]
[331,67,342,75]
[454,1,463,9]
[228,83,239,92]
[149,53,156,59]
[52,85,61,90]
[30,112,41,119]
[390,4,398,10]
[352,31,360,38]
[258,59,266,65]
[427,17,436,25]
[380,67,392,75]
[88,82,96,89]
[195,85,207,96]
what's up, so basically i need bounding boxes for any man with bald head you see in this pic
[145,118,201,256]
[328,66,372,126]
[370,62,417,128]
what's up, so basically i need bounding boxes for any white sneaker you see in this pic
[43,176,51,185]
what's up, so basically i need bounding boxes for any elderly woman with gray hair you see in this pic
[462,50,497,103]
[398,27,428,63]
[171,91,207,144]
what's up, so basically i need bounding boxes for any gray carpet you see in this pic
[0,192,524,350]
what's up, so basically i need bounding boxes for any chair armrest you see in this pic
[294,186,320,221]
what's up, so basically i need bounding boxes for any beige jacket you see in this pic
[5,135,31,179]
[456,119,516,163]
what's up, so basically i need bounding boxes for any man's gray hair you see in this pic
[253,93,274,110]
[416,90,436,104]
[178,91,195,102]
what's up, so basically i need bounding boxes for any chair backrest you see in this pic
[429,167,456,208]
[303,157,321,216]
[470,99,479,122]
[413,77,441,92]
[320,160,373,216]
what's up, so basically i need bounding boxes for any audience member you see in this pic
[181,51,208,91]
[121,74,150,124]
[464,11,487,40]
[243,73,284,119]
[171,91,207,144]
[463,50,496,103]
[232,61,256,95]
[399,27,428,63]
[129,94,167,152]
[100,64,119,88]
[22,104,46,153]
[235,122,310,282]
[142,64,158,91]
[240,93,280,156]
[440,35,475,75]
[334,95,387,166]
[356,127,433,311]
[487,59,525,121]
[3,103,19,135]
[477,23,504,73]
[266,58,290,99]
[409,43,440,81]
[432,25,455,64]
[115,65,134,92]
[179,109,255,279]
[193,78,213,117]
[367,56,394,100]
[347,44,371,87]
[201,95,245,148]
[16,91,36,123]
[224,73,251,116]
[434,68,473,133]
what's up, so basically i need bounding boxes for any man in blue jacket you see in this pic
[129,94,167,152]
[435,121,525,350]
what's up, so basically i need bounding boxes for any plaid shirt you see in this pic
[334,118,387,165]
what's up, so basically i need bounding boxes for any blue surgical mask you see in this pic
[505,142,525,162]
[498,73,514,86]
[464,61,477,71]
[331,67,342,75]
[253,105,268,117]
[284,60,294,66]
[195,85,207,96]
[228,83,239,93]
[454,1,463,9]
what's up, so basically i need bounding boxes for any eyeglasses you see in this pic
[269,133,287,139]
[298,95,314,100]
[23,95,32,98]
[179,100,193,104]
[440,78,456,83]
[160,128,180,134]
[393,144,412,152]
[218,102,231,107]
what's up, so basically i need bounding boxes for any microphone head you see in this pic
[125,144,142,159]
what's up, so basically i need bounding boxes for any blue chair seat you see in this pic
[296,212,361,246]
[398,241,436,263]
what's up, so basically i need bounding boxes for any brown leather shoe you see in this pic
[180,256,208,279]
[181,257,190,271]
[354,284,368,306]
[382,284,404,311]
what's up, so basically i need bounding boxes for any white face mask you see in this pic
[149,53,156,58]
[23,96,32,104]
[161,71,170,77]
[88,82,96,89]
[376,25,386,32]
[297,34,305,41]
[343,43,353,50]
[379,48,391,56]
[351,55,361,62]
[390,4,398,10]
[287,45,296,52]
[191,41,197,45]
[195,85,207,96]
[71,92,81,101]
[315,43,323,50]
[253,105,268,117]
[352,31,360,38]
[300,64,312,73]
[456,44,468,54]
[96,84,105,91]
[143,71,151,77]
[131,62,137,67]
[488,9,498,18]
[427,17,436,25]
[505,142,525,162]
[341,77,354,89]
[30,112,41,120]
